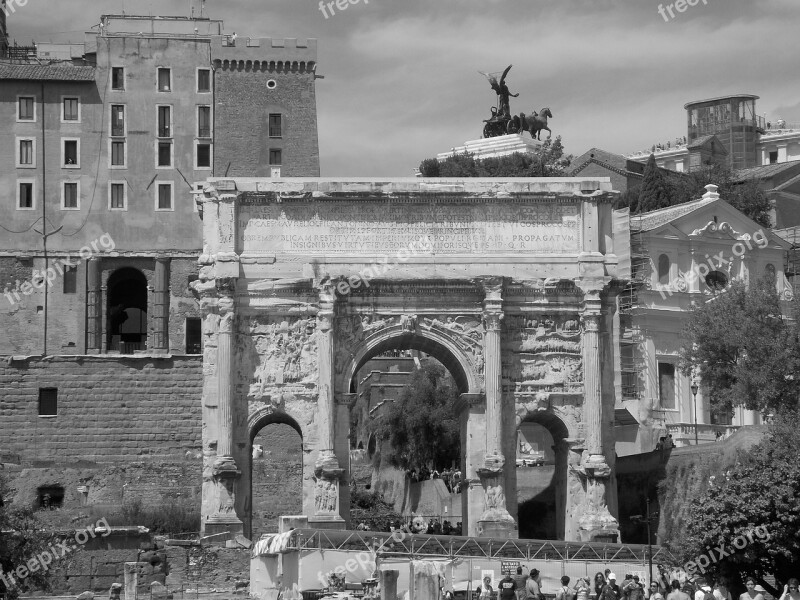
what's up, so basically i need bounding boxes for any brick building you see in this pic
[0,13,320,525]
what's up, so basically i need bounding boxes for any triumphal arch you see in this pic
[195,178,625,542]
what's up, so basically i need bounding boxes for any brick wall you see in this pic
[0,355,202,463]
[214,67,320,177]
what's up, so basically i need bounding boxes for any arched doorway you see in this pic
[107,268,148,352]
[515,411,570,540]
[249,413,303,538]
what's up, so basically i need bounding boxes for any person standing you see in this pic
[694,578,714,600]
[556,577,575,600]
[778,579,800,600]
[627,577,644,600]
[574,578,590,600]
[526,569,543,600]
[603,574,621,600]
[499,571,517,600]
[513,567,528,600]
[666,581,690,600]
[648,582,664,600]
[478,576,495,600]
[739,579,764,600]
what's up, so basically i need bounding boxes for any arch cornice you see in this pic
[337,323,483,395]
[247,402,304,440]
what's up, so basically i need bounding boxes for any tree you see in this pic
[418,136,573,178]
[681,410,800,590]
[671,163,772,227]
[0,475,53,599]
[373,363,460,470]
[679,276,800,415]
[637,154,673,212]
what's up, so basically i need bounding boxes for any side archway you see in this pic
[245,407,306,538]
[514,403,575,540]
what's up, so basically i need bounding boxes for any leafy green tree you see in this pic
[680,276,800,415]
[419,136,572,178]
[349,488,404,532]
[373,363,460,470]
[0,475,53,599]
[681,410,800,590]
[637,154,673,212]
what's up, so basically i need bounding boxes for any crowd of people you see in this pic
[406,466,464,493]
[463,568,799,600]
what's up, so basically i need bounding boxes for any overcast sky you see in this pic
[8,0,800,176]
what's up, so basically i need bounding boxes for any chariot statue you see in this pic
[478,64,553,140]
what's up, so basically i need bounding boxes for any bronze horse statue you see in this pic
[506,108,553,140]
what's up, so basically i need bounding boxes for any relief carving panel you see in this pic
[504,314,583,394]
[248,316,318,397]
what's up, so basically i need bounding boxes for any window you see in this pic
[62,139,79,167]
[111,140,126,167]
[38,486,64,509]
[269,113,282,138]
[111,105,125,136]
[198,106,211,138]
[18,96,35,121]
[657,363,676,410]
[657,254,671,285]
[17,181,34,210]
[17,138,35,167]
[269,148,282,165]
[111,67,125,90]
[39,388,58,416]
[157,67,171,91]
[196,143,211,169]
[197,68,211,93]
[156,182,173,210]
[705,270,728,291]
[63,266,77,293]
[158,106,172,137]
[157,141,172,167]
[186,317,202,354]
[109,182,126,210]
[769,151,779,165]
[62,181,79,210]
[63,97,80,121]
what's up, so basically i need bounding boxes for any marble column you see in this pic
[311,283,345,526]
[152,257,170,351]
[206,277,243,535]
[577,289,619,542]
[476,278,516,537]
[86,257,102,353]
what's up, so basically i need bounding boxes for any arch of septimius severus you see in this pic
[194,177,625,543]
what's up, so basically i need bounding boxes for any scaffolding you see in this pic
[618,221,649,401]
[778,226,800,289]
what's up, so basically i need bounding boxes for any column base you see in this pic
[476,518,518,539]
[308,515,347,530]
[204,518,244,538]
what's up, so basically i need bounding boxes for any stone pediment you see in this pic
[688,220,750,241]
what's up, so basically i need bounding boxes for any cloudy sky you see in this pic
[8,0,800,176]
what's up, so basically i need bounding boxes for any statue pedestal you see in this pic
[437,133,543,162]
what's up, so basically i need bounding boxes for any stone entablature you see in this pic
[195,178,626,542]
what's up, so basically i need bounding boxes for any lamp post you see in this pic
[691,382,699,445]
